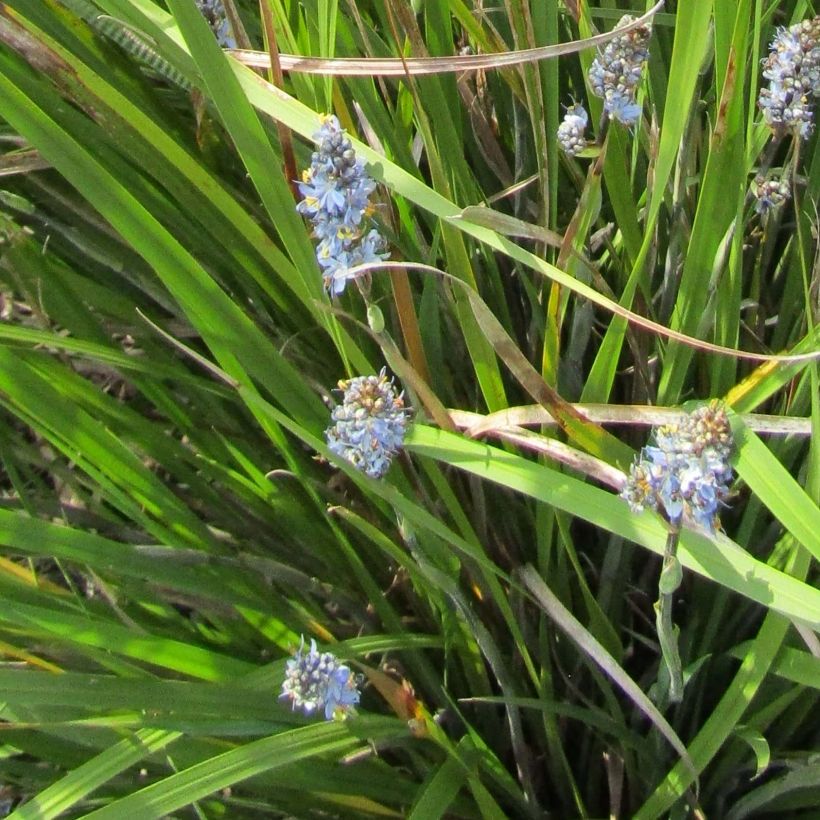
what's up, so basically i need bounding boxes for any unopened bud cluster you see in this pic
[621,402,734,532]
[325,369,411,479]
[588,15,651,126]
[297,116,389,296]
[280,637,361,721]
[196,0,236,49]
[557,104,590,156]
[758,16,820,139]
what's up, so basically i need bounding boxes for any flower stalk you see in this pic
[621,402,734,704]
[655,525,684,703]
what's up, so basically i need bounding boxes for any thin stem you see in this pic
[655,523,684,704]
[259,0,298,196]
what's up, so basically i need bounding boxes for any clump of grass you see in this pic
[0,2,817,818]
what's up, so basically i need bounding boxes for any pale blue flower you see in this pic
[297,116,388,295]
[323,665,362,719]
[621,403,733,532]
[588,15,651,126]
[280,637,361,721]
[325,369,411,478]
[758,17,820,139]
[600,90,642,127]
[297,172,348,220]
[320,229,390,296]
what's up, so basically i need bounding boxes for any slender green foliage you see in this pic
[0,1,817,817]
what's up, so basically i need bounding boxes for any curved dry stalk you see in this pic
[466,424,626,490]
[350,261,820,366]
[449,406,813,438]
[229,1,664,76]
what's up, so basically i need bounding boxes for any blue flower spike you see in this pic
[588,15,651,127]
[325,369,412,479]
[758,17,820,140]
[297,115,389,295]
[280,637,361,721]
[621,402,734,533]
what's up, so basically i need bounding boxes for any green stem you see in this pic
[655,524,684,703]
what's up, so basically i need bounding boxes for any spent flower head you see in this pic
[758,16,820,139]
[325,369,411,478]
[621,402,734,531]
[280,637,361,721]
[196,0,236,49]
[557,104,589,156]
[297,116,389,295]
[588,15,651,126]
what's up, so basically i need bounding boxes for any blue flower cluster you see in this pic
[196,0,236,49]
[753,174,790,215]
[297,116,389,296]
[621,403,734,532]
[280,637,361,721]
[588,15,651,127]
[758,17,820,140]
[557,104,589,156]
[325,369,411,479]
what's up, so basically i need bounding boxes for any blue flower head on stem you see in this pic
[325,369,412,478]
[621,402,734,532]
[758,17,820,139]
[588,15,651,127]
[280,637,361,721]
[297,116,389,295]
